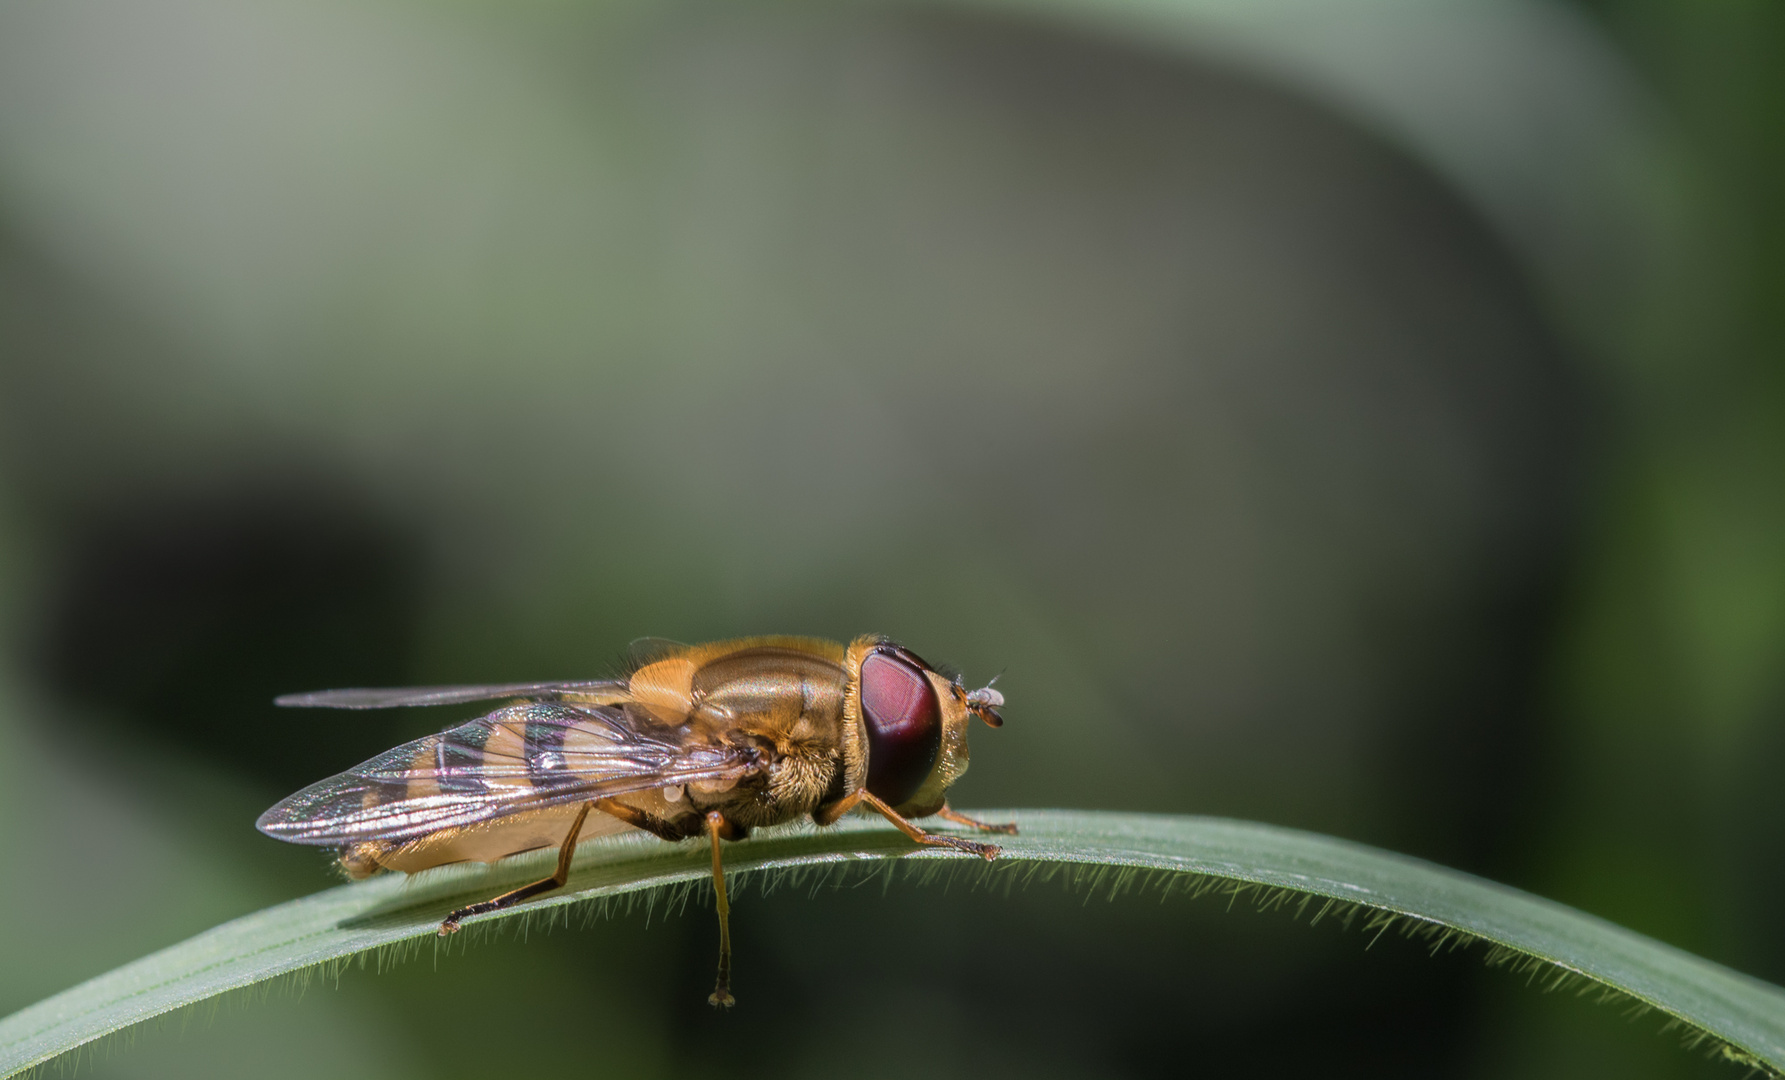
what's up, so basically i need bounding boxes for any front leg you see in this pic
[937,804,1018,835]
[812,788,865,826]
[817,790,1001,860]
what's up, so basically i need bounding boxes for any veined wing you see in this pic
[256,702,753,845]
[274,681,627,709]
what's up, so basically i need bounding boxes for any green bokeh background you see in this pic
[0,0,1780,1076]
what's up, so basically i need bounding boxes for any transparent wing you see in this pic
[274,681,627,709]
[256,701,752,845]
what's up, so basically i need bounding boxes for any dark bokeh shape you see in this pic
[31,477,425,789]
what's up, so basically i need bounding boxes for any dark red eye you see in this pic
[861,649,942,807]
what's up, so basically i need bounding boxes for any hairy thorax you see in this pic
[688,732,841,830]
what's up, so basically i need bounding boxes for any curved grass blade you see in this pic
[3,811,1783,1077]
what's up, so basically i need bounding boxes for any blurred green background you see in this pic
[0,0,1781,1076]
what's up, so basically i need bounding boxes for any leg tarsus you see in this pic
[938,804,1018,835]
[918,833,1003,860]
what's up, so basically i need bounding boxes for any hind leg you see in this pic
[439,801,593,934]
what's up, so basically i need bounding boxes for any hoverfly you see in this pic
[257,635,1011,1006]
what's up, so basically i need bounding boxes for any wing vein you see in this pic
[255,702,751,844]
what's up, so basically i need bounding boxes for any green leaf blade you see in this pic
[4,811,1782,1077]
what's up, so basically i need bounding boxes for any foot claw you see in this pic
[935,835,1000,859]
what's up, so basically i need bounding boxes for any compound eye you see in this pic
[861,650,942,807]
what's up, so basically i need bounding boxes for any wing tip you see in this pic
[255,805,312,841]
[256,803,359,846]
[275,690,379,709]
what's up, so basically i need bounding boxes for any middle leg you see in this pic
[596,797,744,1006]
[705,810,738,1008]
